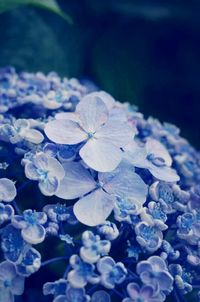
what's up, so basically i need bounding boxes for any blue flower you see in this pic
[43,203,77,224]
[1,224,26,262]
[150,181,189,213]
[124,138,179,182]
[177,212,200,245]
[135,221,163,252]
[0,118,44,144]
[15,246,41,277]
[96,221,119,241]
[44,142,77,162]
[137,256,173,294]
[43,278,67,297]
[12,209,47,244]
[169,264,192,295]
[45,92,134,172]
[91,290,110,302]
[0,202,14,224]
[80,231,111,263]
[43,89,77,110]
[123,282,165,302]
[0,178,16,202]
[24,152,65,196]
[114,196,142,223]
[140,202,168,231]
[68,255,100,288]
[97,256,127,289]
[59,234,74,246]
[53,286,90,302]
[55,161,147,226]
[0,261,24,302]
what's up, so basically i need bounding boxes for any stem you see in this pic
[12,200,21,215]
[41,256,67,267]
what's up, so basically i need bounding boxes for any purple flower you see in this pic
[123,282,165,302]
[97,256,127,289]
[136,256,173,294]
[45,92,134,172]
[0,261,24,302]
[55,161,147,226]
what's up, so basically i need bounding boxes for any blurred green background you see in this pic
[0,0,200,148]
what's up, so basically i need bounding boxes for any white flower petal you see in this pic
[146,138,172,166]
[80,138,122,172]
[0,178,16,202]
[55,161,96,199]
[45,119,87,145]
[74,189,115,226]
[76,93,108,133]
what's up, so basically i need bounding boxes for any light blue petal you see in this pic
[97,257,115,274]
[12,215,28,229]
[149,165,180,182]
[24,129,44,144]
[11,275,25,295]
[21,224,45,244]
[39,177,58,196]
[95,120,134,148]
[55,161,96,199]
[0,261,16,281]
[0,178,16,202]
[45,119,87,145]
[25,162,40,180]
[47,157,65,180]
[74,189,115,226]
[91,290,111,302]
[146,139,172,166]
[76,93,108,133]
[53,295,68,302]
[80,138,122,172]
[126,282,140,299]
[67,270,87,288]
[101,162,147,204]
[123,141,148,168]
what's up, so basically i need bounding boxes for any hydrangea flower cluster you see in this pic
[0,66,200,302]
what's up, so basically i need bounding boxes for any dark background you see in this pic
[0,0,200,148]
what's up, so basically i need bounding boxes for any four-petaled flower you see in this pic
[12,209,47,244]
[55,161,147,226]
[24,152,65,196]
[136,256,173,294]
[68,255,100,288]
[80,231,111,263]
[123,282,165,302]
[124,138,179,182]
[97,256,127,289]
[0,261,25,302]
[45,92,134,172]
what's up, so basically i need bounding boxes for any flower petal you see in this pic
[95,121,134,147]
[146,139,172,166]
[74,189,114,226]
[149,165,180,182]
[39,177,59,196]
[100,162,147,204]
[80,138,122,172]
[0,178,16,202]
[123,141,148,168]
[45,119,87,145]
[126,282,140,299]
[47,157,65,180]
[24,129,44,144]
[76,93,109,133]
[56,162,96,199]
[21,224,45,244]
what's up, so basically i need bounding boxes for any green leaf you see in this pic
[0,0,72,23]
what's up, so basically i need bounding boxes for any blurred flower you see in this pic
[0,261,24,302]
[0,202,14,225]
[169,264,192,294]
[123,282,165,302]
[96,221,119,241]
